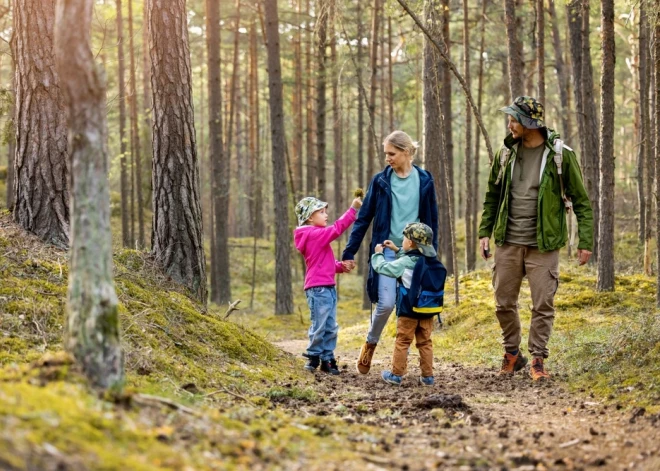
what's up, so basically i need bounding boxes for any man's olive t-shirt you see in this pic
[505,143,546,246]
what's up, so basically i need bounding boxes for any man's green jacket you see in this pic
[478,130,593,252]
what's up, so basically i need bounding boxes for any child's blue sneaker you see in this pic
[381,370,402,386]
[419,376,435,386]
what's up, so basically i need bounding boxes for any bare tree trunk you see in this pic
[503,0,524,99]
[536,0,545,105]
[367,0,380,180]
[472,0,487,245]
[316,0,328,200]
[305,0,316,194]
[463,0,475,272]
[331,0,342,213]
[567,1,586,165]
[264,0,294,314]
[13,0,69,248]
[116,0,130,247]
[596,0,614,291]
[581,0,600,261]
[6,70,15,210]
[387,15,394,132]
[128,0,144,248]
[640,0,652,272]
[357,0,365,188]
[440,0,454,274]
[54,0,123,390]
[147,0,207,303]
[655,15,660,306]
[548,0,570,139]
[206,0,228,304]
[293,0,304,200]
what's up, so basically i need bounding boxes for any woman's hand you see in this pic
[374,244,384,254]
[382,240,399,253]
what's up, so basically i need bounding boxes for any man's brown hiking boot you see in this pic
[530,357,550,381]
[499,351,528,375]
[356,342,377,374]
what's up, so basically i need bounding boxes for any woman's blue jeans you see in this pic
[366,248,397,344]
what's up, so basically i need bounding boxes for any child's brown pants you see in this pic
[391,316,434,377]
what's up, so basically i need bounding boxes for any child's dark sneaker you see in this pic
[530,357,550,381]
[320,358,340,375]
[381,370,402,386]
[302,353,320,371]
[419,376,434,386]
[499,351,528,375]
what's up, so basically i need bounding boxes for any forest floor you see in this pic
[1,209,660,470]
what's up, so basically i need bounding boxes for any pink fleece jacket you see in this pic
[294,207,357,290]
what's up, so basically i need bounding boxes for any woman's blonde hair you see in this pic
[383,130,419,157]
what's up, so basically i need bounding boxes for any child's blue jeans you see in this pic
[305,286,338,361]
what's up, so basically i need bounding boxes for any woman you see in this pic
[342,130,438,374]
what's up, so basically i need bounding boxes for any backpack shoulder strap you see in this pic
[407,256,427,305]
[553,137,573,212]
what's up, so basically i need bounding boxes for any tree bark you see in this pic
[12,0,69,248]
[655,15,660,306]
[128,0,145,248]
[440,0,454,274]
[387,16,394,132]
[463,0,475,272]
[567,1,586,164]
[116,0,130,247]
[640,1,653,275]
[503,0,524,99]
[331,0,343,213]
[206,0,229,304]
[548,0,570,139]
[263,0,294,314]
[316,0,328,200]
[147,0,207,303]
[6,71,15,210]
[54,0,123,390]
[596,0,614,291]
[367,0,380,180]
[581,0,600,260]
[305,0,316,194]
[357,0,365,188]
[293,0,304,199]
[536,0,545,105]
[472,0,487,245]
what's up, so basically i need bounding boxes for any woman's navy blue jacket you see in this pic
[341,165,439,304]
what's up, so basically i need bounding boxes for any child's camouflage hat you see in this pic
[295,196,328,226]
[499,96,546,129]
[403,222,437,257]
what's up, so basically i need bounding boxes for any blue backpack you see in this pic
[396,253,447,319]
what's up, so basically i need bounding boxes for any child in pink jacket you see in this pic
[294,196,362,374]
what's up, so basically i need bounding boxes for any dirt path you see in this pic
[274,341,660,470]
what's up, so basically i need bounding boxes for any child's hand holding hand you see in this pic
[374,244,384,254]
[382,240,399,253]
[341,260,356,272]
[351,197,363,209]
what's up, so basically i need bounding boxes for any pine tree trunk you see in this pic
[548,0,570,139]
[472,0,487,244]
[116,0,130,247]
[387,16,394,132]
[367,0,380,180]
[357,0,365,188]
[567,1,586,164]
[581,0,600,261]
[596,0,614,291]
[316,0,328,200]
[463,0,475,272]
[503,0,524,99]
[293,0,304,200]
[13,0,69,248]
[264,0,294,315]
[127,0,144,248]
[6,69,15,210]
[440,0,454,275]
[54,0,123,390]
[536,0,545,105]
[206,0,229,304]
[654,16,660,306]
[250,21,264,239]
[305,0,316,194]
[147,0,207,303]
[640,1,652,271]
[331,0,343,213]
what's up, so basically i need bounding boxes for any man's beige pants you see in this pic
[391,317,434,377]
[493,243,559,359]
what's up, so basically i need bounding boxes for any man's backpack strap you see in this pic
[553,138,573,212]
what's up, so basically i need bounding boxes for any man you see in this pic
[478,96,593,381]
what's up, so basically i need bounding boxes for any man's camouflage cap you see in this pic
[295,196,328,226]
[403,222,436,257]
[499,96,546,129]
